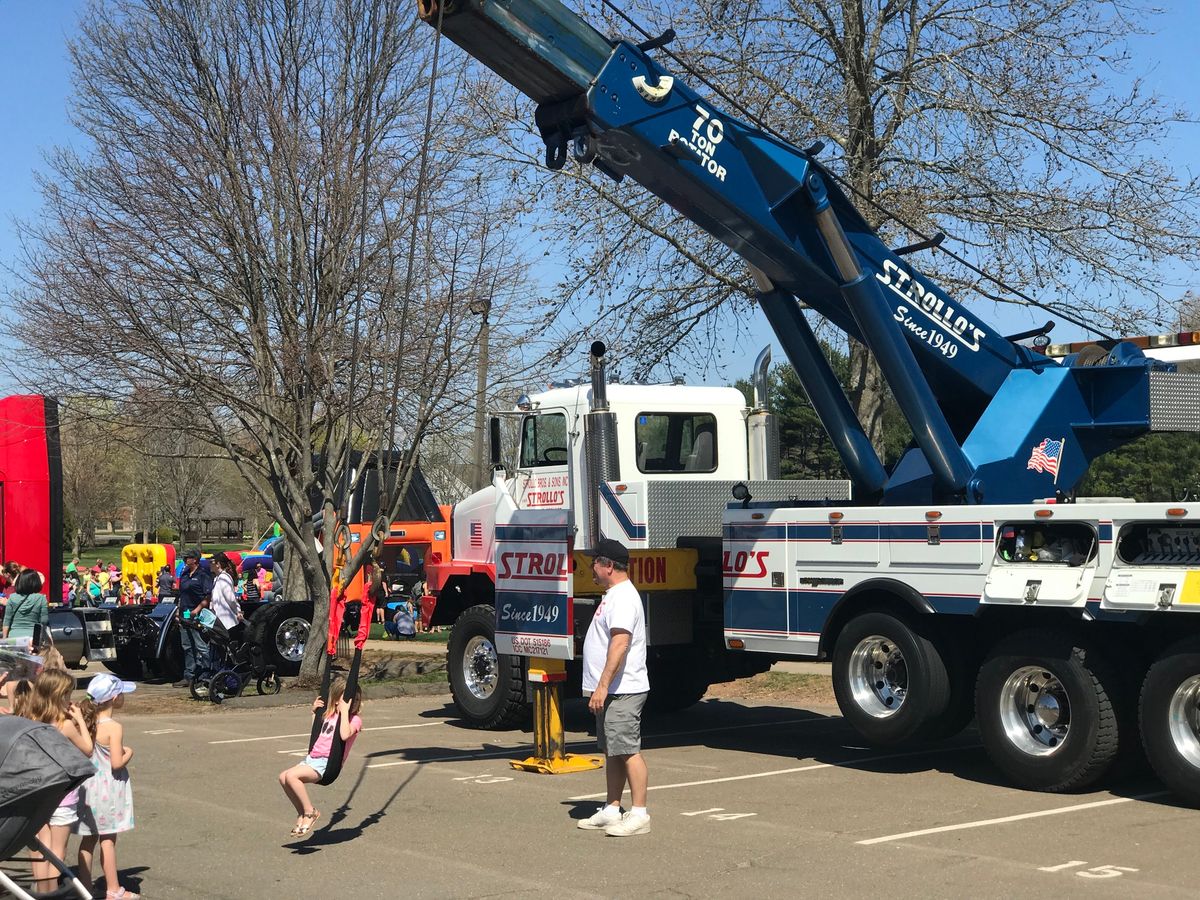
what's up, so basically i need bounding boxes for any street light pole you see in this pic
[470,297,491,490]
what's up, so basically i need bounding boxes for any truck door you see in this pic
[513,410,570,512]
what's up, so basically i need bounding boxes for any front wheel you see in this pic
[832,610,952,746]
[976,630,1123,792]
[447,604,527,729]
[1140,637,1200,806]
[257,671,282,696]
[209,669,244,704]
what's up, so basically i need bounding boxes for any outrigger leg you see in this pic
[510,657,603,775]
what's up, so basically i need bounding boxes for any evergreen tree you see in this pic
[736,344,911,481]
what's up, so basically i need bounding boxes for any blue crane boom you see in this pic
[417,0,1195,504]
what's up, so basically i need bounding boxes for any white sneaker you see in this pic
[577,805,623,830]
[604,811,651,836]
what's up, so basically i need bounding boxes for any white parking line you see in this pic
[856,792,1169,845]
[208,720,444,744]
[568,745,975,800]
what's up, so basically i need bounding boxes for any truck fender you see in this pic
[818,578,935,657]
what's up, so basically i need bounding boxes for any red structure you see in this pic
[0,396,62,600]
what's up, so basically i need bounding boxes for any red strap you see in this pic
[326,582,376,653]
[326,583,346,656]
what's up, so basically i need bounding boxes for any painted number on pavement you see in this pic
[453,774,513,785]
[1038,861,1138,879]
[681,807,756,822]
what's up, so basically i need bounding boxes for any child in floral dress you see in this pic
[77,673,138,900]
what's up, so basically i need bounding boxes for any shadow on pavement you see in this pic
[286,763,419,854]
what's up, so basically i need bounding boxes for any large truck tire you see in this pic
[1139,637,1200,806]
[646,659,709,714]
[832,610,952,746]
[447,604,527,729]
[104,650,144,681]
[147,625,185,683]
[975,630,1123,792]
[256,603,312,677]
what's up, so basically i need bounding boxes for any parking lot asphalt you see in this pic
[11,691,1195,899]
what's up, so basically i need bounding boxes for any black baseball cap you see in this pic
[588,538,629,566]
[183,547,201,560]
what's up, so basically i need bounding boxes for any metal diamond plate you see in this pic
[1149,372,1200,432]
[645,480,851,546]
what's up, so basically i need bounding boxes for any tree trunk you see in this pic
[847,339,888,456]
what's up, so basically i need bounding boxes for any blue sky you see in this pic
[1,2,1196,387]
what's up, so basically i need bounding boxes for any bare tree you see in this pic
[59,403,129,557]
[477,0,1200,449]
[7,0,531,682]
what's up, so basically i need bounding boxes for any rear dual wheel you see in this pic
[976,631,1126,792]
[1140,637,1200,806]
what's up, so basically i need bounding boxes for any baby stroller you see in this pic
[0,717,95,899]
[183,616,280,704]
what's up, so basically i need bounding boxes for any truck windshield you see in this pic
[519,413,567,468]
[635,412,717,473]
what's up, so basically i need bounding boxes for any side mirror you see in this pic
[489,416,502,469]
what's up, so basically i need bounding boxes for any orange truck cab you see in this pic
[336,507,452,604]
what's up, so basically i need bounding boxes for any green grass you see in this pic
[367,624,449,643]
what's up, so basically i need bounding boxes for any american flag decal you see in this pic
[1026,438,1064,478]
[469,521,483,547]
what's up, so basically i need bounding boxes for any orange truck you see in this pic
[336,508,453,604]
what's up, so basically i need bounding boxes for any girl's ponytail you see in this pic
[78,696,100,739]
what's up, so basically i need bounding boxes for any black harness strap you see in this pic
[314,649,362,786]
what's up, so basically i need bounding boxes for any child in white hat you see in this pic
[76,673,139,900]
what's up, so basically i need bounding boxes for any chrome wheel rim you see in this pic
[1167,674,1200,768]
[848,634,908,718]
[463,634,499,701]
[1000,665,1070,756]
[275,616,310,663]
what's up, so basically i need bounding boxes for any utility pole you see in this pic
[469,297,491,490]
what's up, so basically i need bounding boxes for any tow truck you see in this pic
[417,0,1200,802]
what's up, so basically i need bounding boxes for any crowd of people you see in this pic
[1,559,140,898]
[56,555,277,608]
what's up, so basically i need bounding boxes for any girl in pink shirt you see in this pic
[277,678,363,836]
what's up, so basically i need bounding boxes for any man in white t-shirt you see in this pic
[576,538,651,837]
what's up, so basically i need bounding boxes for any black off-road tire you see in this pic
[104,650,144,681]
[447,604,527,729]
[256,604,311,677]
[1140,637,1200,806]
[976,630,1123,792]
[832,610,953,746]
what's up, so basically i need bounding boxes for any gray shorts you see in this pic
[594,691,648,757]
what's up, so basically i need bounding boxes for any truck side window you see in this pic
[519,413,567,468]
[635,412,717,473]
[995,522,1097,566]
[1116,523,1200,565]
